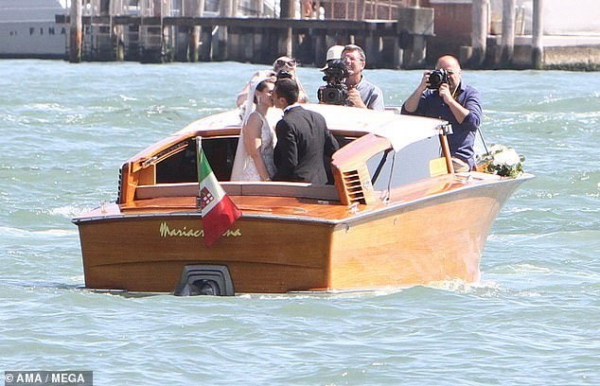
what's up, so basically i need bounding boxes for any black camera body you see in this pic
[317,59,350,105]
[427,69,449,90]
[276,69,293,80]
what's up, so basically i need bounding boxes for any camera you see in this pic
[276,69,293,80]
[317,59,350,105]
[427,69,449,90]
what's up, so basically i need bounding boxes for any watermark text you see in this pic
[4,371,93,386]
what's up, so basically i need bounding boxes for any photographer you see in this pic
[401,55,482,172]
[237,56,308,107]
[341,44,385,110]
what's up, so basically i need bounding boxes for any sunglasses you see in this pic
[275,59,297,69]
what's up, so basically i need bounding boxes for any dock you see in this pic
[55,0,600,71]
[56,15,409,68]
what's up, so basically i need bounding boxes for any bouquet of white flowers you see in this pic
[480,144,525,178]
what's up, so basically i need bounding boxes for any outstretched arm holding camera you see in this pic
[402,71,429,114]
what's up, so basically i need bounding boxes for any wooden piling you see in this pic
[187,0,202,62]
[215,0,233,61]
[314,32,327,66]
[532,0,544,69]
[280,0,296,57]
[69,0,82,63]
[470,0,489,68]
[499,0,516,66]
[199,26,213,61]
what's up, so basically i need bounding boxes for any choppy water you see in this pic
[0,60,598,385]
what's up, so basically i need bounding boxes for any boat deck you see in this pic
[75,172,505,224]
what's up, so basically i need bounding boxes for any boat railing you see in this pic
[135,181,340,202]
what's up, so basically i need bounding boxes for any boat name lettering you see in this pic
[159,222,241,238]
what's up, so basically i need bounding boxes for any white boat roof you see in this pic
[177,103,447,152]
[306,104,447,151]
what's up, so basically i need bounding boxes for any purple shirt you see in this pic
[401,83,482,169]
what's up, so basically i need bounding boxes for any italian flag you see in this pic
[196,137,242,246]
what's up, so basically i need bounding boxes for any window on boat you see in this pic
[367,136,443,190]
[155,137,239,183]
[153,134,354,185]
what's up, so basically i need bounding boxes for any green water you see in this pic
[0,60,598,385]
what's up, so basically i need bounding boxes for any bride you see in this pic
[231,77,278,181]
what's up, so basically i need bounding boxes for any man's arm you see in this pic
[440,84,482,130]
[461,87,482,131]
[350,80,385,111]
[347,87,366,109]
[402,71,429,114]
[322,117,340,157]
[439,83,470,123]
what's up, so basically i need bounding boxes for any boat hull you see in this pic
[75,177,526,293]
[328,181,512,289]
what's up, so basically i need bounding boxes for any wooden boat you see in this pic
[72,104,533,295]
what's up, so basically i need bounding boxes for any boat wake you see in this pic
[427,278,503,296]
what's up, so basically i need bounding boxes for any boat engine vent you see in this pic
[331,133,391,207]
[174,265,235,296]
[333,164,376,206]
[342,169,367,204]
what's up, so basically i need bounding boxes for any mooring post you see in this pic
[314,32,326,67]
[280,0,295,57]
[69,0,82,63]
[199,26,213,61]
[112,0,125,61]
[471,0,489,68]
[499,0,516,67]
[214,0,233,60]
[532,0,544,69]
[187,0,201,62]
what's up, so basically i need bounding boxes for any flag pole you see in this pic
[194,135,242,246]
[195,136,203,212]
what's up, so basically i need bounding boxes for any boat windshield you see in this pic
[150,127,444,199]
[155,137,238,183]
[367,135,443,190]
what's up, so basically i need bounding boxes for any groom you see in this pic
[271,78,339,185]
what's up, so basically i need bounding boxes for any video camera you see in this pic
[317,59,350,105]
[427,69,449,90]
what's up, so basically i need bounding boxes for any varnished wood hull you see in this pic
[75,176,527,293]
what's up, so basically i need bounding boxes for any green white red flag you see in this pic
[196,137,241,246]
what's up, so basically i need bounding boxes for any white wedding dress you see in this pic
[230,111,277,181]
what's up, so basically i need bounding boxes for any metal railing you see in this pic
[78,0,410,21]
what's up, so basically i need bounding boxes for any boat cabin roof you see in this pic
[174,104,447,150]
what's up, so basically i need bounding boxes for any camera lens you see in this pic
[428,70,446,90]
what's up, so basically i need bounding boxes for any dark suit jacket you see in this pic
[273,106,339,184]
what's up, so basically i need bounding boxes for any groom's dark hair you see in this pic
[274,78,299,106]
